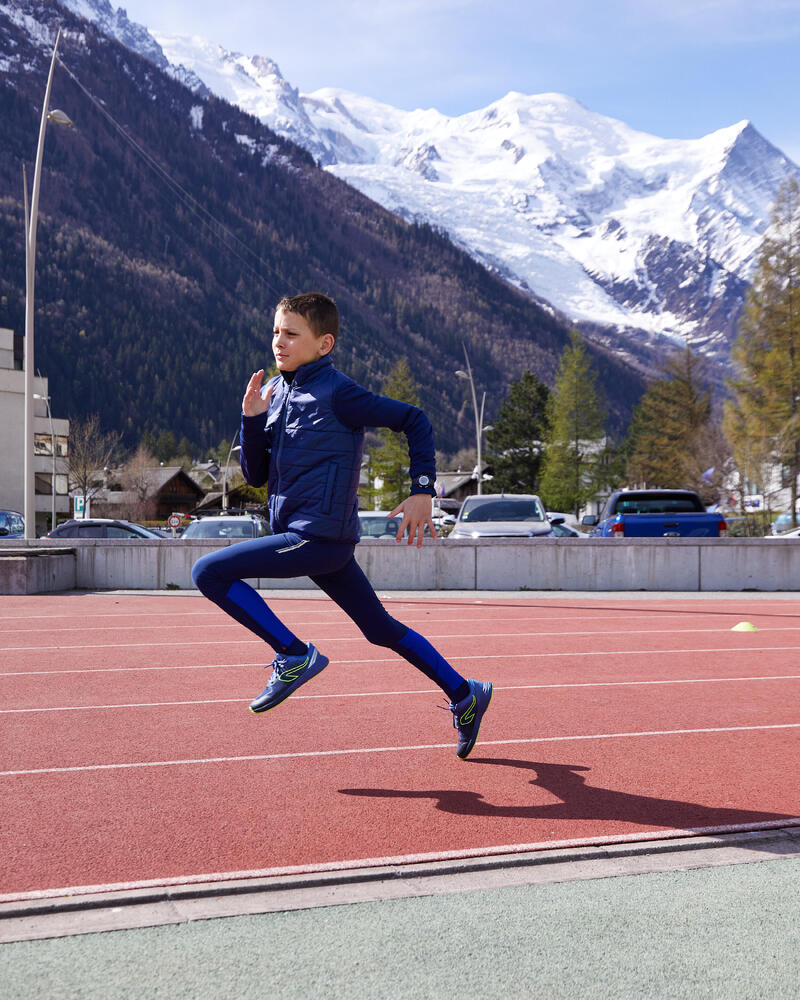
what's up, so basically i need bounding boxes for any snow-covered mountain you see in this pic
[60,0,800,363]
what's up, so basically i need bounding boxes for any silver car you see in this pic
[180,514,270,539]
[448,494,553,539]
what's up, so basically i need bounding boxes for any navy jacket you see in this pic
[240,356,436,543]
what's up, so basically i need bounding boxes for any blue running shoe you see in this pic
[249,643,329,714]
[449,679,493,759]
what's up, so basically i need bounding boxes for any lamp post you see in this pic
[23,28,73,538]
[33,391,56,531]
[222,432,241,510]
[455,345,493,495]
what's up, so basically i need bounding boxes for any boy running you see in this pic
[192,292,492,759]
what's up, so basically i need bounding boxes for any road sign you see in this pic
[167,513,182,529]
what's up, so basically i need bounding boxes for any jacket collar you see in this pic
[288,354,334,388]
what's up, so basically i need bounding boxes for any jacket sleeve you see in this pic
[333,377,436,492]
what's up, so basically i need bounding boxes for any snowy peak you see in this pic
[60,0,167,67]
[42,0,800,360]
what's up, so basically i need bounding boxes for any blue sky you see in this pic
[119,0,800,161]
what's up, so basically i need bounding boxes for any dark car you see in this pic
[43,518,167,539]
[0,510,25,538]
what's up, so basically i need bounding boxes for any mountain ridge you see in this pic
[0,0,647,457]
[116,17,799,365]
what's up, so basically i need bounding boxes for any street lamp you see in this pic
[222,432,241,510]
[23,27,73,538]
[33,391,56,531]
[455,345,493,495]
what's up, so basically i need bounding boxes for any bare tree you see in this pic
[116,445,159,521]
[66,414,121,516]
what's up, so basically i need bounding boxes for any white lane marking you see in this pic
[4,722,800,776]
[5,817,800,905]
[4,646,800,678]
[3,625,800,653]
[5,673,800,715]
[0,610,777,632]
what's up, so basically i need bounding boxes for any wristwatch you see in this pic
[411,474,437,497]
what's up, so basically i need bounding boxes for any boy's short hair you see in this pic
[277,292,339,341]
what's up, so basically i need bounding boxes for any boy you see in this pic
[192,292,492,759]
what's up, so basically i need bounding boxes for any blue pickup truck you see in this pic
[582,489,728,538]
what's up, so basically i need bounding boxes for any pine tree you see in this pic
[725,177,800,526]
[371,359,421,509]
[625,347,716,496]
[540,330,607,515]
[484,371,549,492]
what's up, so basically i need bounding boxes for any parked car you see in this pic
[582,490,728,538]
[358,510,434,539]
[448,494,553,539]
[772,513,799,535]
[765,525,800,539]
[0,510,25,538]
[548,520,587,538]
[43,518,167,539]
[180,513,271,539]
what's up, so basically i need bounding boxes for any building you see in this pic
[0,327,70,535]
[90,466,205,522]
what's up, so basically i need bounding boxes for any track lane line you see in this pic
[4,722,800,776]
[5,645,800,677]
[6,673,800,714]
[4,625,800,653]
[0,610,776,632]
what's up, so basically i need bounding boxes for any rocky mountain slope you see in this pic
[0,0,647,456]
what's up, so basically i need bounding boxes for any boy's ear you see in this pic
[319,333,335,356]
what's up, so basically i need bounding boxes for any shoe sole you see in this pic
[458,683,493,760]
[249,650,329,714]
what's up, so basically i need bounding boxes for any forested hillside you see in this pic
[0,0,647,455]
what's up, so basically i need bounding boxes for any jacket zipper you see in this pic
[273,385,291,516]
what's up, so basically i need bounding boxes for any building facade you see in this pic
[0,327,70,535]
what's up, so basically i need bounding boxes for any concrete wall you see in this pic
[0,547,77,595]
[2,537,799,593]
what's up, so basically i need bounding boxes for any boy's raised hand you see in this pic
[242,370,273,416]
[388,494,438,548]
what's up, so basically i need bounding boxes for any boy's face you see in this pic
[272,307,334,372]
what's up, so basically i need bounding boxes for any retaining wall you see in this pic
[1,537,799,594]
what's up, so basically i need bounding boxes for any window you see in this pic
[107,525,143,538]
[56,435,68,457]
[55,474,69,496]
[34,433,53,456]
[35,473,52,495]
[76,524,105,537]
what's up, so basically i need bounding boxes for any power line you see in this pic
[56,55,287,300]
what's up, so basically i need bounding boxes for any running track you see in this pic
[2,592,800,902]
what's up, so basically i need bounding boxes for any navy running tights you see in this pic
[191,532,468,701]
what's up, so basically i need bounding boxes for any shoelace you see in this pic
[438,698,460,729]
[265,654,287,679]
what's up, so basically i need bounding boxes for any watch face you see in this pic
[418,475,430,486]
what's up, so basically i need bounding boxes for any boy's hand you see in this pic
[243,370,273,416]
[388,494,438,548]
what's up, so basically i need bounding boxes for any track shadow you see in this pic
[340,757,798,831]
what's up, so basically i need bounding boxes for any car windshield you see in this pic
[460,498,545,523]
[359,517,402,537]
[182,520,256,538]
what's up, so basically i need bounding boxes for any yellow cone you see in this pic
[732,621,758,632]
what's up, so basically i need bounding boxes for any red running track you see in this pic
[2,592,800,901]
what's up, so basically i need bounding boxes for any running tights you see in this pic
[191,532,469,702]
